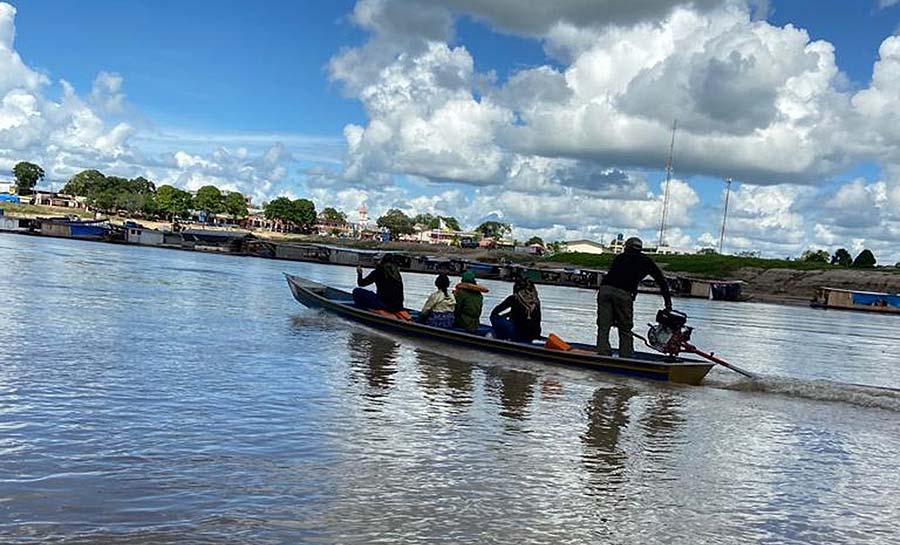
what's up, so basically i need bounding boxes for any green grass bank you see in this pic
[547,252,853,278]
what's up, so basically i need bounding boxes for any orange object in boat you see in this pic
[544,333,572,351]
[372,309,412,321]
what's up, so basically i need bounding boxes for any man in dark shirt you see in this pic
[597,237,672,357]
[353,253,405,312]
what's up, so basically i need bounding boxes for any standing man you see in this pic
[597,237,672,357]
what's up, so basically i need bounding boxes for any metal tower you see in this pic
[718,178,732,254]
[658,120,678,248]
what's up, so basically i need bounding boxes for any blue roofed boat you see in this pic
[812,287,900,314]
[284,274,714,385]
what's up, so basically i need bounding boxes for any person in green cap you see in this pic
[453,270,488,332]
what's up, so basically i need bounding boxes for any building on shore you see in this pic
[405,227,479,247]
[315,217,353,238]
[563,239,606,254]
[30,191,87,209]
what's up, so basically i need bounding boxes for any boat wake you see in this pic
[705,372,900,412]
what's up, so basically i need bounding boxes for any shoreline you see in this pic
[3,227,882,311]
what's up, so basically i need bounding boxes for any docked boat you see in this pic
[811,287,900,314]
[284,274,715,385]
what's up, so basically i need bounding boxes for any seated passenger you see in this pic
[490,277,542,343]
[420,274,456,328]
[353,253,404,312]
[453,270,487,332]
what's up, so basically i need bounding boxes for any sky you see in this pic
[1,0,900,262]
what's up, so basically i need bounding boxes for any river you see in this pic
[1,233,898,544]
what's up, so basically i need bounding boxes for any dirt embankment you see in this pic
[733,267,900,305]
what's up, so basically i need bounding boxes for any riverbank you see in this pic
[3,203,898,307]
[546,252,900,305]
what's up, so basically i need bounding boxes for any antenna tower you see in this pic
[718,178,732,254]
[658,120,678,248]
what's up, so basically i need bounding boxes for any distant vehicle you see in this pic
[460,238,478,249]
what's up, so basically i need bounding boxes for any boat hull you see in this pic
[285,274,713,385]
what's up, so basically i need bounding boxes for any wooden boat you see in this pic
[811,287,900,315]
[285,274,714,385]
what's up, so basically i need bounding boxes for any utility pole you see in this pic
[658,120,677,249]
[718,178,732,254]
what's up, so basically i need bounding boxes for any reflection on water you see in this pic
[415,348,474,409]
[347,331,399,396]
[2,234,900,545]
[582,387,635,484]
[485,366,538,420]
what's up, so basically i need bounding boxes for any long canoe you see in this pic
[284,274,714,385]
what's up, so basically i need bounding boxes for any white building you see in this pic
[564,239,606,254]
[0,181,17,194]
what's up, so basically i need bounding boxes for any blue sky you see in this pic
[3,0,900,260]
[14,0,366,133]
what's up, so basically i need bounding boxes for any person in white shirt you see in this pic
[420,274,456,328]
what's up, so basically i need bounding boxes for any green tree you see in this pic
[12,162,44,195]
[140,192,160,216]
[224,192,249,218]
[263,196,316,232]
[156,185,193,219]
[525,236,544,246]
[476,221,511,239]
[698,247,718,255]
[264,197,294,223]
[852,249,877,268]
[413,213,437,228]
[93,175,132,213]
[129,176,156,194]
[414,213,461,231]
[291,198,317,232]
[321,207,348,224]
[62,169,106,197]
[440,216,461,231]
[377,209,415,238]
[801,249,830,263]
[193,185,225,217]
[831,248,853,267]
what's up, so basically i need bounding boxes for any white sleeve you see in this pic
[421,291,441,314]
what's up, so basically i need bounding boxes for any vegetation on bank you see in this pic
[0,202,93,219]
[547,252,897,277]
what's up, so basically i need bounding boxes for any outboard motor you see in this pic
[641,309,756,379]
[647,309,692,356]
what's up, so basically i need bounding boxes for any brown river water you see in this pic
[1,233,899,544]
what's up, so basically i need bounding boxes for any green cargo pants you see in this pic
[596,285,635,357]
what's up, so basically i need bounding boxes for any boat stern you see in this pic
[667,363,715,386]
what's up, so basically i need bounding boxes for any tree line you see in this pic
[58,169,250,220]
[10,160,522,237]
[375,208,512,240]
[801,247,878,268]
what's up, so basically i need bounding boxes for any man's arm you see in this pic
[357,267,377,287]
[647,260,673,309]
[490,296,513,318]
